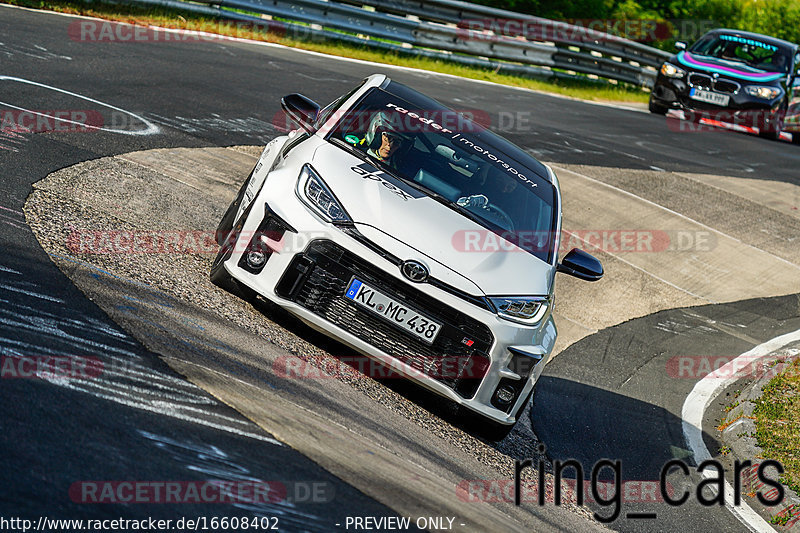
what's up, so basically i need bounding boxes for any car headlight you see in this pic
[296,164,351,223]
[744,86,782,100]
[660,63,686,79]
[490,296,549,325]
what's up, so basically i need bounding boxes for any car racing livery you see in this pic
[650,28,800,142]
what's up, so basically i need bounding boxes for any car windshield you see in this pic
[690,34,792,73]
[326,87,557,263]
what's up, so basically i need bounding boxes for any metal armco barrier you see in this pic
[120,0,673,86]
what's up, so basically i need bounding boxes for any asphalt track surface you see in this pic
[2,5,800,532]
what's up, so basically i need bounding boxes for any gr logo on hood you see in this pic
[350,163,424,201]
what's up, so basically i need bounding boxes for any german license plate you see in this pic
[344,278,442,344]
[689,88,730,106]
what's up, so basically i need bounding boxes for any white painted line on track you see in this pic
[558,227,714,302]
[682,328,800,533]
[0,76,160,136]
[550,164,800,274]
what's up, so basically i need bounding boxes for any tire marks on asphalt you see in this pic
[0,259,281,445]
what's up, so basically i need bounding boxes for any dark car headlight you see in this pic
[296,164,351,223]
[660,63,686,79]
[489,296,549,325]
[744,86,782,100]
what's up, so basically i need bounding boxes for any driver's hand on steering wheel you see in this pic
[457,194,489,208]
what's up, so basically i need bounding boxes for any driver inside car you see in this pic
[352,110,418,175]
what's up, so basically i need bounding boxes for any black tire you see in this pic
[792,132,800,145]
[215,164,256,245]
[758,123,782,141]
[648,96,668,115]
[458,389,533,442]
[208,231,236,292]
[477,420,515,442]
[210,208,258,302]
[758,109,785,141]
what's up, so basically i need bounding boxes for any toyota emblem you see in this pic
[401,260,429,283]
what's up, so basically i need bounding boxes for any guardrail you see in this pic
[119,0,673,87]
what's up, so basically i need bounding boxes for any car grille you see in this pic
[714,78,740,94]
[688,73,740,94]
[688,73,713,89]
[275,240,493,398]
[338,225,494,312]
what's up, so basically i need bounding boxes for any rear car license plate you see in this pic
[689,87,730,106]
[345,278,442,344]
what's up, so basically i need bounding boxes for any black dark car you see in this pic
[649,28,800,142]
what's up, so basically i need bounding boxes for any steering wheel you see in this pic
[481,203,514,231]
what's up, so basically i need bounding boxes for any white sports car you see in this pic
[211,74,603,440]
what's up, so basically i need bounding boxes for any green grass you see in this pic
[1,0,650,104]
[753,358,800,495]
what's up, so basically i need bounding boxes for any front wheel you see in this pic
[215,164,256,245]
[758,124,782,141]
[210,212,257,302]
[458,390,533,442]
[209,235,235,288]
[759,109,785,141]
[648,96,668,115]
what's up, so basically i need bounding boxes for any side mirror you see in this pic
[675,41,687,51]
[281,93,320,133]
[557,248,603,282]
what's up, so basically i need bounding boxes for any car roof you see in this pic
[705,28,798,51]
[379,77,552,184]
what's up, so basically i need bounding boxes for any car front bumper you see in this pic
[651,73,784,129]
[220,166,556,425]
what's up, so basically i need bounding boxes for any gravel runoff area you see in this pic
[24,145,598,524]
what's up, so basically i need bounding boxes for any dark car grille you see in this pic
[688,73,740,94]
[689,72,713,89]
[275,240,493,398]
[714,79,740,94]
